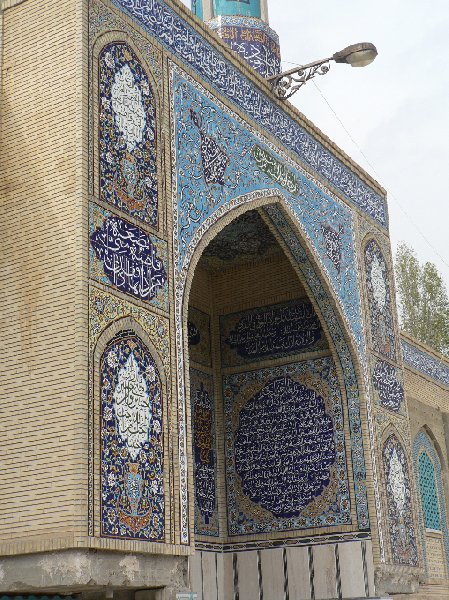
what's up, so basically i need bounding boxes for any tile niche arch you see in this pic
[413,429,449,579]
[181,198,372,545]
[92,316,169,545]
[95,38,161,229]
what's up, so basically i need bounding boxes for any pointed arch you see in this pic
[92,35,161,228]
[92,316,169,544]
[413,428,449,577]
[176,195,373,544]
[382,432,418,566]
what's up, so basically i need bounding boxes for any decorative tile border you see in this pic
[402,339,449,388]
[109,0,388,227]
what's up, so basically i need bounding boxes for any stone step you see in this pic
[393,582,449,599]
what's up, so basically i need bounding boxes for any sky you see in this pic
[180,0,449,289]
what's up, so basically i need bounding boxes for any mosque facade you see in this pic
[1,0,449,598]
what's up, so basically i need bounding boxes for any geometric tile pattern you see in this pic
[224,357,351,535]
[413,430,449,575]
[111,0,387,226]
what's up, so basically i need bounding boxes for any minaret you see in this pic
[192,0,281,78]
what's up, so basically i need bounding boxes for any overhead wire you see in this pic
[280,59,449,273]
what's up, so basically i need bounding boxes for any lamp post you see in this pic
[268,42,378,100]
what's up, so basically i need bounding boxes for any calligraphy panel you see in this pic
[364,239,396,360]
[220,299,328,367]
[371,358,405,414]
[208,18,281,78]
[190,369,219,537]
[383,435,418,565]
[188,307,212,367]
[99,42,158,227]
[89,203,168,310]
[224,357,350,535]
[100,331,164,540]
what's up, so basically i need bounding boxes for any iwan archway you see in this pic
[182,201,376,599]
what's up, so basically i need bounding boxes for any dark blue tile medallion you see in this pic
[224,357,351,534]
[220,299,328,367]
[90,204,168,308]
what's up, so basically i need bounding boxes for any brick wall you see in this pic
[0,0,87,552]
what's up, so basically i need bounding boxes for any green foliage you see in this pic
[395,242,449,357]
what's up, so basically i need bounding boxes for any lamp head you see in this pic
[333,42,378,68]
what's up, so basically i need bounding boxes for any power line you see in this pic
[280,60,449,272]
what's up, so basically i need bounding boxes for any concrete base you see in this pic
[0,549,188,598]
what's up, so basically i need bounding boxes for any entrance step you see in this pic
[393,582,449,599]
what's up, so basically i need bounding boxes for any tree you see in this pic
[394,242,449,357]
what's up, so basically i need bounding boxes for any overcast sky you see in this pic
[180,0,449,289]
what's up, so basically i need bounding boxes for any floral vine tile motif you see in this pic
[89,204,168,310]
[372,359,405,414]
[110,0,387,227]
[364,239,396,360]
[220,299,328,368]
[172,70,365,360]
[101,331,165,540]
[383,435,418,566]
[190,369,219,537]
[224,357,351,535]
[100,42,158,227]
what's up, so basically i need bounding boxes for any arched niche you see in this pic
[179,198,372,546]
[382,432,418,567]
[413,429,449,579]
[92,316,169,545]
[92,36,161,229]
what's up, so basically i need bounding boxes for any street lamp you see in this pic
[268,42,378,100]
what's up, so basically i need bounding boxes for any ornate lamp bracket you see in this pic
[268,57,332,100]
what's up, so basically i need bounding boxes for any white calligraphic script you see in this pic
[111,64,146,152]
[113,353,151,460]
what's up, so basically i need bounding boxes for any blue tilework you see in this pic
[172,72,365,359]
[402,339,449,388]
[419,452,441,530]
[413,430,449,575]
[100,331,164,540]
[190,368,219,537]
[265,206,369,530]
[208,17,281,77]
[372,359,404,413]
[220,299,328,367]
[364,239,396,361]
[110,0,387,227]
[99,42,158,227]
[89,203,168,310]
[213,0,261,18]
[383,435,418,566]
[224,357,351,534]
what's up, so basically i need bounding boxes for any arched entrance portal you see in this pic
[185,205,374,599]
